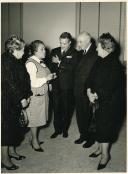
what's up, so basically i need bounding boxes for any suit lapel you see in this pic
[61,47,72,59]
[56,47,62,60]
[77,44,95,69]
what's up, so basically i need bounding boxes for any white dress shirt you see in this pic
[26,55,47,88]
[83,43,92,54]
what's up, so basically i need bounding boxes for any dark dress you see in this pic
[86,52,125,143]
[1,52,32,146]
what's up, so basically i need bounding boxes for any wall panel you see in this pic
[1,3,23,53]
[23,3,76,49]
[1,2,126,62]
[80,2,99,39]
[99,2,120,41]
[119,2,126,62]
[1,3,9,53]
[9,3,22,36]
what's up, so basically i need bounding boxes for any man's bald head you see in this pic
[77,31,91,50]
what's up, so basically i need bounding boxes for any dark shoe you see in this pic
[50,132,62,139]
[89,152,101,158]
[83,140,95,148]
[30,141,44,152]
[63,132,68,138]
[33,147,44,152]
[9,155,26,160]
[1,163,19,170]
[97,156,111,170]
[74,137,85,144]
[39,141,44,145]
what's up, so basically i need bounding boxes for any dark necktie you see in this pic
[83,50,86,55]
[61,50,65,56]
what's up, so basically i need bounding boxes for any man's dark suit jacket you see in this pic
[74,43,98,97]
[50,47,77,92]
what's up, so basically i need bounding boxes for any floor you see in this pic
[1,112,126,173]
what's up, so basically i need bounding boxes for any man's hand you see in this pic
[93,93,98,100]
[87,88,98,103]
[88,93,96,103]
[21,99,28,108]
[52,55,60,64]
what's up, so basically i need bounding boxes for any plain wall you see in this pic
[1,2,126,62]
[80,2,99,39]
[78,2,126,62]
[23,3,76,49]
[1,3,22,53]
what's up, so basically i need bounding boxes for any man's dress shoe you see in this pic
[50,132,62,139]
[63,132,68,138]
[74,137,85,144]
[83,140,95,148]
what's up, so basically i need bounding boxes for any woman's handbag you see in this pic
[88,100,99,133]
[19,109,29,127]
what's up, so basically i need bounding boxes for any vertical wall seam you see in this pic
[79,2,81,33]
[75,3,78,37]
[20,3,23,38]
[98,2,100,38]
[119,2,122,44]
[8,3,10,37]
[75,2,81,36]
[122,2,126,62]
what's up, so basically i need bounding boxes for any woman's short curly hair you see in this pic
[98,33,116,53]
[5,35,25,53]
[29,40,45,56]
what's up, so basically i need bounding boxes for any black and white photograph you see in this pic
[1,1,127,173]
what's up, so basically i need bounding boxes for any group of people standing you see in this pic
[1,31,125,171]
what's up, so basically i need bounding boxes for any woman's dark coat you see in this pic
[1,52,32,146]
[86,52,125,142]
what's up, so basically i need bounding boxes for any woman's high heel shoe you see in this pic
[1,163,19,170]
[30,141,44,152]
[97,155,111,170]
[89,152,101,158]
[9,155,26,160]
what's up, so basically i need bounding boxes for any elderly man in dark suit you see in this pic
[74,31,98,148]
[50,32,77,138]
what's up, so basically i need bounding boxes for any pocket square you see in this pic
[66,56,72,59]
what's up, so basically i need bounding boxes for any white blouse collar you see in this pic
[30,55,46,67]
[86,43,92,53]
[30,55,40,63]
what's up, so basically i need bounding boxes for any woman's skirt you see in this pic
[26,93,49,127]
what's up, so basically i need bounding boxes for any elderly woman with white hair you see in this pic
[86,33,124,170]
[1,35,32,170]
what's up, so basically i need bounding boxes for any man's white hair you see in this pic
[78,31,91,41]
